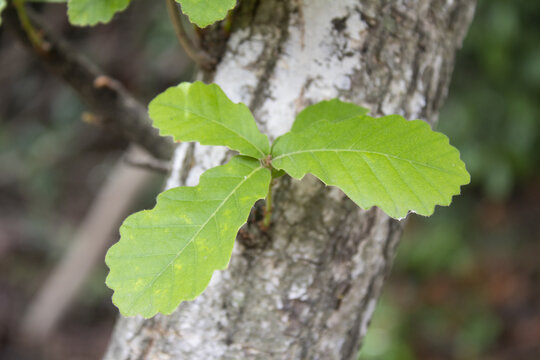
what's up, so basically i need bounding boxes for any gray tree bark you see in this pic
[104,0,475,359]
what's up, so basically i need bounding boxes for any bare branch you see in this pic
[2,5,174,160]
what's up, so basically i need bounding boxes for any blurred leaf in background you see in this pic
[440,0,540,200]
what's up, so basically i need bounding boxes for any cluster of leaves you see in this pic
[0,0,236,27]
[104,81,469,317]
[1,0,470,320]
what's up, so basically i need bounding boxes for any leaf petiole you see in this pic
[261,155,284,229]
[262,177,275,229]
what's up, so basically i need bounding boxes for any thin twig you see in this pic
[12,0,44,49]
[123,152,172,174]
[165,0,216,70]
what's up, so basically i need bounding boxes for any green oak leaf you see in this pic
[0,0,5,26]
[177,0,236,28]
[150,81,270,159]
[272,115,470,219]
[68,0,130,26]
[291,98,369,132]
[106,156,271,317]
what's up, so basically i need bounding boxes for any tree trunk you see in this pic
[104,0,475,358]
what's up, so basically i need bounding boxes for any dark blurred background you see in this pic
[0,1,538,359]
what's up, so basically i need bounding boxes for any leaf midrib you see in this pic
[273,149,462,176]
[160,103,266,158]
[125,165,266,314]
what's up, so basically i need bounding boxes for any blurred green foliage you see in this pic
[0,87,86,252]
[439,0,540,200]
[362,1,540,359]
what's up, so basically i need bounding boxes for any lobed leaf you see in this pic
[291,98,369,133]
[106,156,271,317]
[68,0,130,26]
[177,0,236,28]
[150,81,270,159]
[272,114,470,219]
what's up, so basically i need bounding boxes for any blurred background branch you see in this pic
[19,145,155,344]
[2,3,174,161]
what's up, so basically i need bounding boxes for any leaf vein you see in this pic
[274,149,460,176]
[125,165,266,313]
[159,103,266,157]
